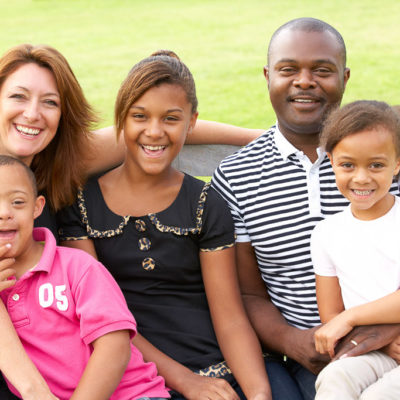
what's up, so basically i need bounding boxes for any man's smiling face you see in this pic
[265,28,350,139]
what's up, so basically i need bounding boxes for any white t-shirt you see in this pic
[311,196,400,309]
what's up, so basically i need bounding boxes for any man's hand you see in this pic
[287,325,330,374]
[333,324,400,361]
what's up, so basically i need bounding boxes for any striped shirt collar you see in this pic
[274,122,325,163]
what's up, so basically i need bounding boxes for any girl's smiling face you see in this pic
[123,83,197,177]
[328,128,400,220]
[0,63,61,166]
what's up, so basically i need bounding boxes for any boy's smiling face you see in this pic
[328,128,400,220]
[0,164,44,265]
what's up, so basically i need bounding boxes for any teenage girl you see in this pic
[311,100,400,399]
[59,50,272,400]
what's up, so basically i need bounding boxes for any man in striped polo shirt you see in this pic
[212,17,400,400]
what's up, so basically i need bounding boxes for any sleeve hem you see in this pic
[200,242,234,252]
[59,235,89,241]
[82,320,137,345]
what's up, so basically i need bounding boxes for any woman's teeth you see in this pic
[16,125,40,136]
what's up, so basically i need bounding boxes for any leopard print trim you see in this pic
[197,353,269,378]
[200,243,235,252]
[148,182,211,236]
[197,360,231,378]
[74,182,210,239]
[60,235,89,241]
[77,189,131,238]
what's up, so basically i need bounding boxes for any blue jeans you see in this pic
[169,355,316,400]
[267,355,317,400]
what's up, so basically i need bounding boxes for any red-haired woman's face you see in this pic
[0,63,61,166]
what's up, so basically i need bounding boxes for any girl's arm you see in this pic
[200,247,272,400]
[86,121,264,175]
[70,330,131,400]
[315,271,400,358]
[314,274,345,358]
[133,332,239,400]
[316,289,400,358]
[315,275,345,323]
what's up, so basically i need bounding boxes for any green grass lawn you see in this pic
[1,0,400,130]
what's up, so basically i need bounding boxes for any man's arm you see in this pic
[236,241,329,374]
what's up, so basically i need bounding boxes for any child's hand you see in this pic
[179,372,240,400]
[314,311,354,358]
[382,334,400,364]
[0,244,15,292]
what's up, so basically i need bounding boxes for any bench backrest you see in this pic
[172,144,241,176]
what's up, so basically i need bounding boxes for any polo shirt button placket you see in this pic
[8,281,30,327]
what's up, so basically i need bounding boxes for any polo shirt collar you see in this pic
[274,122,326,163]
[31,227,57,273]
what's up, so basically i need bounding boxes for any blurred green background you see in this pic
[1,0,399,130]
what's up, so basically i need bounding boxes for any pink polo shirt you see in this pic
[0,227,168,400]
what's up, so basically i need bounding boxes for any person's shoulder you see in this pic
[80,172,104,195]
[219,126,276,167]
[213,125,278,189]
[314,209,348,235]
[183,173,209,190]
[54,245,99,273]
[179,174,227,213]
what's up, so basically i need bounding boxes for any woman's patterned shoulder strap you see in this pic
[148,181,211,236]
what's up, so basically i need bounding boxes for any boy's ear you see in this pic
[327,152,334,165]
[33,195,46,220]
[394,157,400,176]
[188,111,199,135]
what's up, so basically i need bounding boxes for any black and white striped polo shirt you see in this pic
[212,125,399,329]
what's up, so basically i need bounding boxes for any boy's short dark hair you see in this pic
[0,155,38,197]
[320,100,400,156]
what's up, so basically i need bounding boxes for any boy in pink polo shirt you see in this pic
[0,155,169,400]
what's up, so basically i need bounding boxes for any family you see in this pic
[0,17,399,400]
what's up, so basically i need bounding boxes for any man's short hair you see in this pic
[268,17,347,66]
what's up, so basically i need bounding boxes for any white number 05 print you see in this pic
[38,283,68,311]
